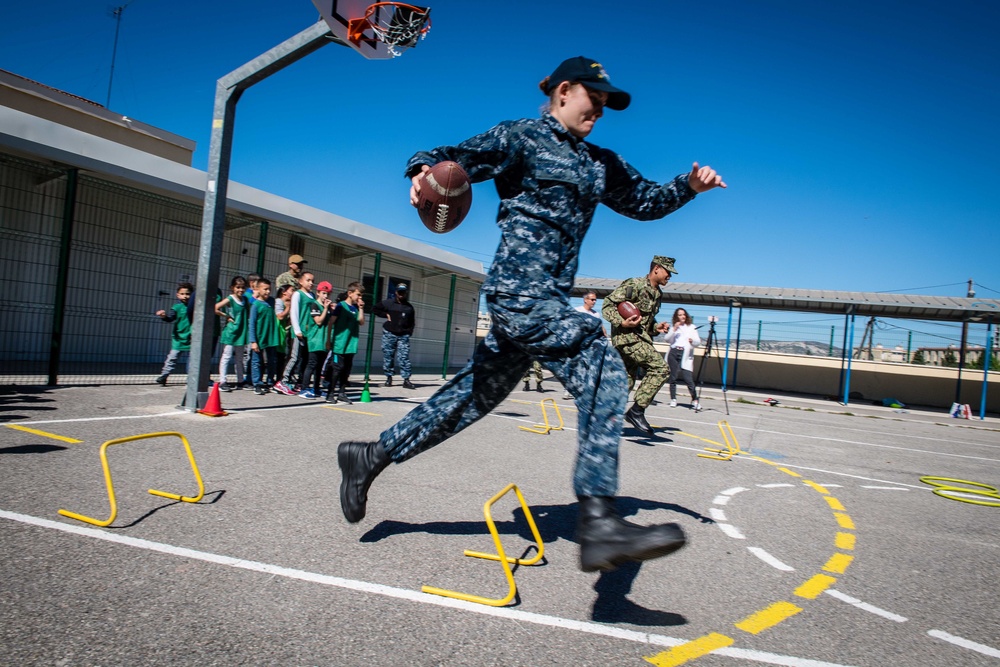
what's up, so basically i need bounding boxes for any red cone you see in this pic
[197,382,229,417]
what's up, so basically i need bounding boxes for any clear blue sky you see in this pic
[3,0,998,347]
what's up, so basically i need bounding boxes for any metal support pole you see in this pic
[441,274,456,378]
[756,320,762,351]
[255,219,269,276]
[732,304,743,387]
[979,316,993,420]
[829,325,835,357]
[362,252,382,383]
[842,312,857,406]
[48,168,78,386]
[183,20,336,411]
[837,312,849,397]
[722,303,734,392]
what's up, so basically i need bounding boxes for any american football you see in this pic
[416,161,472,234]
[617,301,640,320]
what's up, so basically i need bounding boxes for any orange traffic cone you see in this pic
[197,382,229,417]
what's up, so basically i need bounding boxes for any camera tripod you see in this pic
[694,318,730,415]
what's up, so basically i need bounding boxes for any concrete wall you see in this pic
[682,346,999,413]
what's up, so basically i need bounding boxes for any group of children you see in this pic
[155,271,365,403]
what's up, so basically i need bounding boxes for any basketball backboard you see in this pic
[310,0,430,59]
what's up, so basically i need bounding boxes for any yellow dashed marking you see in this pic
[321,406,381,416]
[835,532,856,550]
[823,553,854,574]
[643,633,734,666]
[4,424,82,443]
[824,496,846,511]
[803,480,830,494]
[794,574,837,599]
[734,601,803,634]
[777,467,801,477]
[834,512,855,530]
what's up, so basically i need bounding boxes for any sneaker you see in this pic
[669,399,678,408]
[218,383,233,392]
[298,389,317,400]
[254,386,266,395]
[692,401,702,412]
[402,378,416,389]
[336,392,353,405]
[563,392,572,400]
[384,376,393,387]
[272,381,288,395]
[155,374,168,386]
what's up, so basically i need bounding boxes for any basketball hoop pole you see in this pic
[184,20,346,411]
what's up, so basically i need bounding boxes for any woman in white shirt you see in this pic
[662,308,702,411]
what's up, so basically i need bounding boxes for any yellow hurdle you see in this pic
[422,483,545,606]
[58,432,205,527]
[518,398,564,435]
[698,421,742,461]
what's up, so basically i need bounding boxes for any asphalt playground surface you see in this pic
[1,376,998,666]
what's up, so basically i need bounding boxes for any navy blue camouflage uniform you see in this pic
[378,113,697,497]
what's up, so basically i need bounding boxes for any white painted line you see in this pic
[757,483,795,488]
[927,629,1000,658]
[747,547,795,572]
[718,523,746,540]
[708,507,727,522]
[753,428,1000,463]
[0,509,856,667]
[936,491,998,501]
[722,486,750,496]
[860,486,910,491]
[812,484,843,488]
[13,411,187,425]
[713,494,732,505]
[825,590,907,622]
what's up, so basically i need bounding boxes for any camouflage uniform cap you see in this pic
[653,255,678,275]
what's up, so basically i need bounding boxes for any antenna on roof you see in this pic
[106,1,135,108]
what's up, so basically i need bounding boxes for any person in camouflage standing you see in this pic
[337,56,726,573]
[603,256,677,436]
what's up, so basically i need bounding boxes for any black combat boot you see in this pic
[624,403,654,435]
[384,376,393,387]
[402,378,416,389]
[523,380,531,391]
[576,496,686,572]
[338,441,391,523]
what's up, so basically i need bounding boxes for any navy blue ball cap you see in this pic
[544,56,631,110]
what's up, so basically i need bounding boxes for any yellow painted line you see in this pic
[824,496,846,511]
[321,406,381,416]
[644,633,734,666]
[794,574,837,600]
[834,512,855,530]
[777,467,801,478]
[675,431,725,447]
[5,424,82,443]
[835,532,856,550]
[823,553,854,574]
[734,601,803,635]
[803,480,830,494]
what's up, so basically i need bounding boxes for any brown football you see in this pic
[617,301,640,320]
[416,161,472,234]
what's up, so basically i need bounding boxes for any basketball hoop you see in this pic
[347,2,431,58]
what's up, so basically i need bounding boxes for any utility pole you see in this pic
[106,2,132,108]
[955,278,974,403]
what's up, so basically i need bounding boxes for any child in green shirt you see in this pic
[154,282,193,386]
